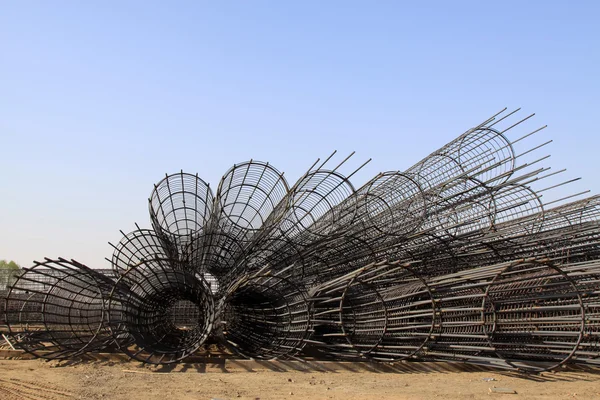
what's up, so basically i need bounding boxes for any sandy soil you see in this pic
[0,359,599,400]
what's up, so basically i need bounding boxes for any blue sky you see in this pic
[1,1,599,268]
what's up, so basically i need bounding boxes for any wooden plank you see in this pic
[1,334,16,351]
[489,387,517,394]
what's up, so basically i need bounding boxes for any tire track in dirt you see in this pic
[0,378,73,400]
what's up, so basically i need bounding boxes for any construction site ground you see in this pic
[0,352,599,400]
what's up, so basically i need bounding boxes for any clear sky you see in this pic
[1,1,599,269]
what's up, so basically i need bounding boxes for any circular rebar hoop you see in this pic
[455,127,515,187]
[191,231,247,283]
[107,258,215,364]
[414,154,465,191]
[111,228,179,276]
[491,184,544,233]
[219,273,311,360]
[431,177,493,238]
[149,171,214,251]
[198,161,290,281]
[423,283,494,363]
[358,172,426,238]
[346,266,436,361]
[310,262,436,361]
[562,260,600,363]
[214,161,289,233]
[232,167,357,282]
[4,258,112,360]
[485,261,585,372]
[538,196,600,231]
[283,169,356,240]
[338,281,388,357]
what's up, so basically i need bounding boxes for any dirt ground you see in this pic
[0,359,599,400]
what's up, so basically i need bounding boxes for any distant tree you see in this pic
[0,260,20,269]
[0,259,22,290]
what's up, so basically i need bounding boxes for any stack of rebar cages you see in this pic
[4,108,600,372]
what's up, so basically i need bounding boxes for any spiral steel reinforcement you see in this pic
[3,108,600,372]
